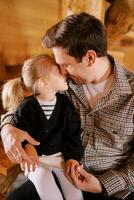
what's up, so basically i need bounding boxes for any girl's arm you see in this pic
[62,96,84,162]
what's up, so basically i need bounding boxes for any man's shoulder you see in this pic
[116,63,134,89]
[123,67,134,88]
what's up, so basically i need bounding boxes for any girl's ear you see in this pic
[40,77,48,85]
[85,50,97,66]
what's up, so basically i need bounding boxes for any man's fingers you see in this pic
[6,144,20,162]
[24,134,40,146]
[77,166,88,178]
[6,151,18,162]
[16,154,23,163]
[6,143,32,164]
[20,161,26,171]
[35,157,40,166]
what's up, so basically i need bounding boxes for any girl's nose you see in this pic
[59,65,68,76]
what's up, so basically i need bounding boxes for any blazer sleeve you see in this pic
[62,97,84,162]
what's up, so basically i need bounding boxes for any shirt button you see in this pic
[112,130,117,134]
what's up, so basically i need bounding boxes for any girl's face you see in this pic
[46,64,68,92]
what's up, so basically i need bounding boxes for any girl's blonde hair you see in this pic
[22,54,55,94]
[2,77,25,111]
[2,55,55,111]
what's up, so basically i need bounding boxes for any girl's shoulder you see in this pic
[19,95,39,109]
[23,95,35,102]
[56,92,68,99]
[56,92,70,103]
[56,93,74,109]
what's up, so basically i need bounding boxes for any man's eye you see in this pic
[63,64,68,68]
[66,64,71,68]
[57,65,60,70]
[60,64,71,68]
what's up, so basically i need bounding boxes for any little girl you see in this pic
[13,54,84,200]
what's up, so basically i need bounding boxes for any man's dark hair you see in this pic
[42,12,107,61]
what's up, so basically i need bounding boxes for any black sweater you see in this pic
[13,93,84,162]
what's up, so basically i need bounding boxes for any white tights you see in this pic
[28,166,84,200]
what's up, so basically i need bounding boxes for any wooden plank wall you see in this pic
[0,0,61,65]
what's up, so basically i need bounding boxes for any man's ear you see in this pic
[85,50,96,66]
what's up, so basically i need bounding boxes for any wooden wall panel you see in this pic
[0,0,61,65]
[0,0,133,74]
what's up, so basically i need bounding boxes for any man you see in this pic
[1,13,134,200]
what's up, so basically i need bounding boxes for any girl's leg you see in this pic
[28,166,63,200]
[53,168,84,200]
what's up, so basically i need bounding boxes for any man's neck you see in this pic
[92,56,113,84]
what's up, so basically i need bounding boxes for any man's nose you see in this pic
[60,66,68,76]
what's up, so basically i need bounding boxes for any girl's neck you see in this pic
[37,91,56,102]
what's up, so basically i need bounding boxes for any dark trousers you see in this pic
[6,180,40,200]
[6,180,134,200]
[83,191,134,200]
[6,173,65,200]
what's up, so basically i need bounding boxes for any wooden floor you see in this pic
[0,141,21,196]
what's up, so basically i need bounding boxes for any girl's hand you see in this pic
[20,144,39,173]
[65,159,80,183]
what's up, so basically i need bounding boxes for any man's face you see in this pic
[53,46,87,85]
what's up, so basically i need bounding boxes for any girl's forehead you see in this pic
[51,64,59,70]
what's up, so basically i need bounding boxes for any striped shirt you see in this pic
[39,97,56,120]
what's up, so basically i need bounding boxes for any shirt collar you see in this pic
[68,54,132,109]
[108,54,132,96]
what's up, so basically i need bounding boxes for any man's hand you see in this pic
[70,165,102,193]
[20,144,39,173]
[1,124,40,164]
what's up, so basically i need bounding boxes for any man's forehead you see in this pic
[54,56,68,65]
[53,47,77,65]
